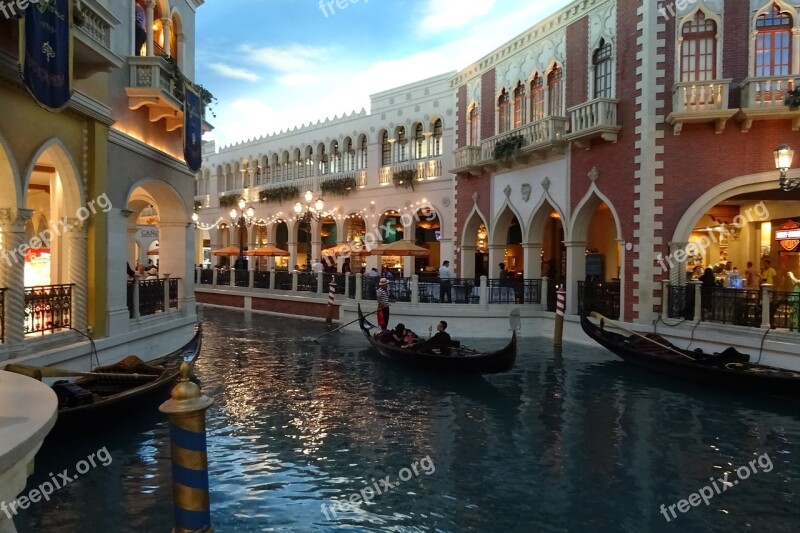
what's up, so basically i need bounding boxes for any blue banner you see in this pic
[19,0,73,111]
[184,85,203,172]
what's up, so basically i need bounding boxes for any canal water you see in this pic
[14,311,800,532]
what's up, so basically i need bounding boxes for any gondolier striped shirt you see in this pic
[377,287,389,308]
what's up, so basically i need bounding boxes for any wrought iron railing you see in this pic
[235,269,250,287]
[138,279,164,317]
[522,279,542,304]
[0,288,5,343]
[703,288,761,327]
[668,284,695,320]
[169,278,179,309]
[486,279,519,303]
[769,291,799,331]
[298,273,317,293]
[577,280,620,319]
[217,270,231,286]
[326,274,346,295]
[450,278,479,304]
[275,271,293,290]
[24,284,73,335]
[199,269,213,285]
[254,271,271,289]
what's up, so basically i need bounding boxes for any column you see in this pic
[661,279,670,317]
[68,218,88,333]
[177,33,186,69]
[523,243,543,278]
[0,209,32,349]
[161,17,171,57]
[564,240,587,315]
[793,29,800,75]
[107,209,134,336]
[157,222,196,317]
[460,245,476,279]
[488,245,505,278]
[145,0,155,56]
[692,281,702,322]
[288,241,298,271]
[760,284,773,329]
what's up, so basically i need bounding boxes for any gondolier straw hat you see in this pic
[379,277,388,286]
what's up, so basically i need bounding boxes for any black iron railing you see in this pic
[235,269,250,287]
[578,280,620,319]
[275,271,293,290]
[668,284,695,320]
[217,270,230,285]
[325,274,346,295]
[703,288,761,327]
[298,273,317,293]
[24,284,72,335]
[254,271,271,289]
[199,269,213,285]
[0,288,5,343]
[769,291,799,331]
[486,279,519,304]
[139,279,164,316]
[169,278,179,309]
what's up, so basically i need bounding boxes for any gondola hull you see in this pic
[357,305,516,374]
[580,314,800,397]
[49,327,203,434]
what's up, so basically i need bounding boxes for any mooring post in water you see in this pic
[554,286,565,347]
[160,363,214,533]
[326,275,337,329]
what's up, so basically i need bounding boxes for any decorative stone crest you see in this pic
[504,184,512,198]
[441,197,450,207]
[521,184,531,202]
[472,191,479,204]
[588,167,599,182]
[542,176,550,191]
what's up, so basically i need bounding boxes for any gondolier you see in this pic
[376,277,390,330]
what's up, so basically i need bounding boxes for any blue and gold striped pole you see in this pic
[160,363,214,532]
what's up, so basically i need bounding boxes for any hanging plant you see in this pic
[785,82,800,111]
[493,134,525,162]
[259,186,299,204]
[320,176,357,197]
[218,194,241,209]
[393,169,417,191]
[195,84,218,118]
[193,199,202,210]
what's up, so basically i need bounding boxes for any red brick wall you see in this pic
[566,16,589,109]
[196,292,244,308]
[454,171,492,274]
[723,0,749,109]
[456,84,467,148]
[195,290,339,320]
[481,69,496,140]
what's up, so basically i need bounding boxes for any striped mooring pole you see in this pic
[160,363,214,533]
[325,275,337,329]
[554,286,566,347]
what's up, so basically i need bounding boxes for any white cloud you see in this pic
[209,63,260,82]
[241,43,334,73]
[418,0,497,34]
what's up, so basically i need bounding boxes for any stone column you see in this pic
[460,245,476,279]
[488,245,505,278]
[761,284,773,329]
[564,240,588,315]
[288,241,298,271]
[692,281,702,322]
[161,17,171,57]
[157,222,196,317]
[523,243,542,278]
[67,218,88,333]
[145,0,155,56]
[0,209,32,349]
[661,279,671,318]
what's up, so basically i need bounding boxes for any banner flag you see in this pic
[184,84,203,172]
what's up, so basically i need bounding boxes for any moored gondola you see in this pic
[580,313,800,397]
[357,304,516,374]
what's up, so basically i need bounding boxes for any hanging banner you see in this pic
[19,0,73,111]
[184,84,203,172]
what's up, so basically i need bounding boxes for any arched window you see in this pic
[432,119,443,156]
[331,141,341,173]
[498,89,511,133]
[513,82,526,128]
[318,145,327,175]
[359,136,368,169]
[593,39,613,97]
[468,104,480,145]
[381,131,391,166]
[530,74,544,122]
[414,124,425,159]
[755,4,792,77]
[547,66,563,116]
[396,127,407,162]
[680,12,716,82]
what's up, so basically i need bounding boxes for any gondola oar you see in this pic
[4,363,160,381]
[312,308,380,343]
[589,312,696,361]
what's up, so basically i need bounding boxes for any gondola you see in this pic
[357,304,516,374]
[580,313,800,397]
[6,325,202,434]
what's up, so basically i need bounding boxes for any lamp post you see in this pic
[294,190,324,272]
[774,144,797,191]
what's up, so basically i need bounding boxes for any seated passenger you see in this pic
[429,321,451,346]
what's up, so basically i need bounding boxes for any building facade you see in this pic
[0,0,204,365]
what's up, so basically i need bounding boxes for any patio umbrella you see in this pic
[244,245,290,257]
[211,246,243,256]
[370,240,430,256]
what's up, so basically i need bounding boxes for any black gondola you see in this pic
[357,304,516,374]
[580,313,800,397]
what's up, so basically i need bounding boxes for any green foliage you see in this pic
[159,54,216,117]
[393,169,417,191]
[320,176,357,197]
[785,83,800,111]
[259,186,299,204]
[218,194,241,209]
[193,199,202,210]
[492,134,525,162]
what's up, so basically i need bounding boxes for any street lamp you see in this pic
[294,190,324,271]
[228,198,257,267]
[774,144,797,191]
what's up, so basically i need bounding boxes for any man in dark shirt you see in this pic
[430,321,451,345]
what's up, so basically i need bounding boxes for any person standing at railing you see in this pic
[700,267,716,320]
[761,258,777,286]
[744,261,759,289]
[438,260,452,303]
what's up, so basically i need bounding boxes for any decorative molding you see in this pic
[542,176,551,190]
[521,183,531,202]
[503,184,512,198]
[472,191,479,204]
[108,129,194,177]
[441,196,450,207]
[588,167,599,182]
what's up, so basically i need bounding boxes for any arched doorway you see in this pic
[460,209,489,279]
[491,206,524,279]
[414,206,441,275]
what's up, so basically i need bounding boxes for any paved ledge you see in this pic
[0,371,57,533]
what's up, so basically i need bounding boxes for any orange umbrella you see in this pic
[211,246,242,256]
[370,240,429,256]
[244,245,290,257]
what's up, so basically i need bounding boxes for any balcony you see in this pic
[566,98,620,146]
[666,80,735,135]
[73,0,123,79]
[737,76,800,132]
[125,56,185,132]
[452,146,482,175]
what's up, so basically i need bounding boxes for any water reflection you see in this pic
[14,311,800,532]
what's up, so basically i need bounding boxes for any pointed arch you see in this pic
[490,201,526,245]
[569,183,623,243]
[0,132,21,209]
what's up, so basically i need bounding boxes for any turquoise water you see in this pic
[14,311,800,532]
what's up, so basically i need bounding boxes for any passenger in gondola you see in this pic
[378,323,406,345]
[429,321,451,346]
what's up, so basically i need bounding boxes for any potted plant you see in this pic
[320,176,357,197]
[218,194,241,209]
[259,186,299,204]
[492,134,525,162]
[785,82,800,111]
[393,169,417,191]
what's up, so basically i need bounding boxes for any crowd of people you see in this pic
[691,257,794,291]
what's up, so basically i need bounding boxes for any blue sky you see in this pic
[196,0,574,148]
